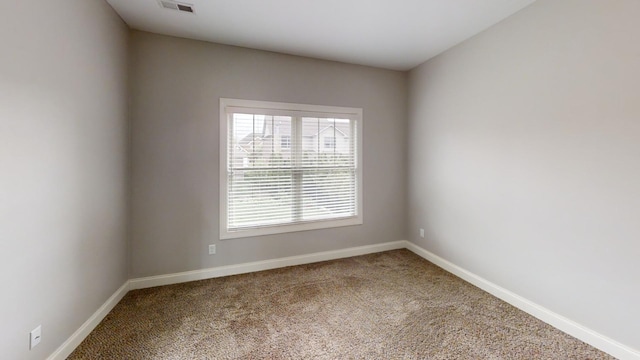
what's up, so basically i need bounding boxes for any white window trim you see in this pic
[219,98,363,240]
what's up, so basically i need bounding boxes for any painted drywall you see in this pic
[408,0,640,352]
[129,31,407,278]
[0,1,129,359]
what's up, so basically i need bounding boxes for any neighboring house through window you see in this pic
[281,135,291,149]
[220,98,363,239]
[324,136,336,150]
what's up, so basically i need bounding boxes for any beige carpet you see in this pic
[69,250,612,359]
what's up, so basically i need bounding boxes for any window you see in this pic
[220,98,363,239]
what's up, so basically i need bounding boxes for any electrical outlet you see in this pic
[30,325,41,350]
[419,228,425,238]
[208,244,216,255]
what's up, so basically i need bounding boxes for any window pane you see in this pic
[228,169,293,229]
[229,113,254,169]
[301,117,353,167]
[230,114,292,170]
[333,119,352,157]
[302,168,356,221]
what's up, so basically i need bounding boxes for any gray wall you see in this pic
[129,31,407,278]
[408,0,640,351]
[0,1,129,359]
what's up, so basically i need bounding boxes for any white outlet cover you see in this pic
[208,244,216,255]
[30,325,41,349]
[419,228,425,238]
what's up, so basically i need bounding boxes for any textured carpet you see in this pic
[69,250,613,359]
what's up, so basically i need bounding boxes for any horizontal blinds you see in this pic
[226,109,357,231]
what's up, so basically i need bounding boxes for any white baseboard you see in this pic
[129,241,406,290]
[404,241,640,360]
[48,241,405,359]
[46,280,130,360]
[49,240,639,360]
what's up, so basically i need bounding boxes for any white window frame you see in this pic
[220,98,363,240]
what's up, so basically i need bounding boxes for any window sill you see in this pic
[220,216,363,240]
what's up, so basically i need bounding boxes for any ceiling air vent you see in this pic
[159,1,194,14]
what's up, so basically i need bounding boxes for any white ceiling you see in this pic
[107,0,536,71]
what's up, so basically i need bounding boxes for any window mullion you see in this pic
[350,118,357,214]
[292,116,302,222]
[227,114,234,227]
